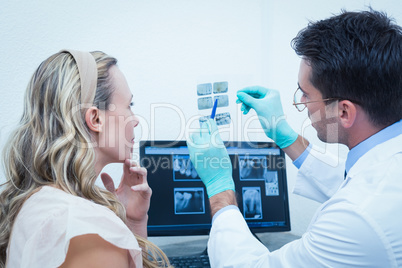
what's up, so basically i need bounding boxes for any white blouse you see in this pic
[7,186,142,268]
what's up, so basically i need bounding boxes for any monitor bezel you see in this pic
[140,140,291,236]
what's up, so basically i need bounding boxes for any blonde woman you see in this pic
[0,50,171,268]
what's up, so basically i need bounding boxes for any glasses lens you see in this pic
[294,88,303,103]
[294,88,306,111]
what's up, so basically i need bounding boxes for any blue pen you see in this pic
[199,99,218,132]
[210,99,218,119]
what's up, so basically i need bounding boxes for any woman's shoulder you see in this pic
[15,186,132,237]
[14,186,109,225]
[22,185,104,211]
[8,186,141,268]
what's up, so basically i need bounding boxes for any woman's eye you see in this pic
[129,102,134,108]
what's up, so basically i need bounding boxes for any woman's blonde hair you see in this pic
[0,51,171,267]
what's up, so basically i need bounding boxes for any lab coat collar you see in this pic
[344,133,402,184]
[345,120,402,175]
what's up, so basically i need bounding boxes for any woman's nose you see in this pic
[132,114,139,128]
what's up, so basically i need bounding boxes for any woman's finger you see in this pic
[125,159,139,167]
[129,166,148,178]
[131,183,152,193]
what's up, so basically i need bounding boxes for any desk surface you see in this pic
[149,232,300,257]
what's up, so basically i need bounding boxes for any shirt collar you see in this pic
[345,119,402,174]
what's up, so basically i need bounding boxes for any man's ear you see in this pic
[338,100,357,129]
[85,107,103,132]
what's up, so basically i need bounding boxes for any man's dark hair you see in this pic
[291,9,402,127]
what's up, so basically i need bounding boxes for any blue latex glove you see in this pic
[236,86,298,148]
[186,119,235,198]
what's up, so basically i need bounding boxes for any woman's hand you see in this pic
[101,159,152,238]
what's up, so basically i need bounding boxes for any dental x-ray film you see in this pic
[197,83,212,96]
[198,113,231,126]
[198,115,209,125]
[213,81,228,94]
[215,112,231,125]
[197,96,213,110]
[214,95,229,108]
[196,81,231,125]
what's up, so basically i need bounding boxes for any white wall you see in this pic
[0,0,400,237]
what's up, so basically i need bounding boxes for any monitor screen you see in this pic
[140,140,291,236]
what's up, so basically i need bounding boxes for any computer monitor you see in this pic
[139,140,291,236]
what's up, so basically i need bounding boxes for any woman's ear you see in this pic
[85,107,103,132]
[338,100,357,129]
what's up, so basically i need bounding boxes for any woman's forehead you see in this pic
[109,66,132,101]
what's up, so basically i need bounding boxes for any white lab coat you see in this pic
[208,134,402,267]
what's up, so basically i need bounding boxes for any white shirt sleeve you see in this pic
[293,145,345,203]
[208,203,391,267]
[208,208,270,267]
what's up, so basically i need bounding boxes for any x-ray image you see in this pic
[199,112,231,126]
[197,83,212,96]
[215,112,231,125]
[198,96,213,110]
[239,155,267,181]
[242,187,262,219]
[196,80,231,127]
[174,188,205,214]
[173,155,199,181]
[198,115,209,125]
[213,95,229,108]
[264,170,279,196]
[213,81,228,94]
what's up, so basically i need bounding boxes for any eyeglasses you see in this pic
[292,86,340,112]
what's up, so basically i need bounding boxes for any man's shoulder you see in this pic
[352,134,402,172]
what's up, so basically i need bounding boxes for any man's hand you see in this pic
[237,86,298,148]
[187,119,235,198]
